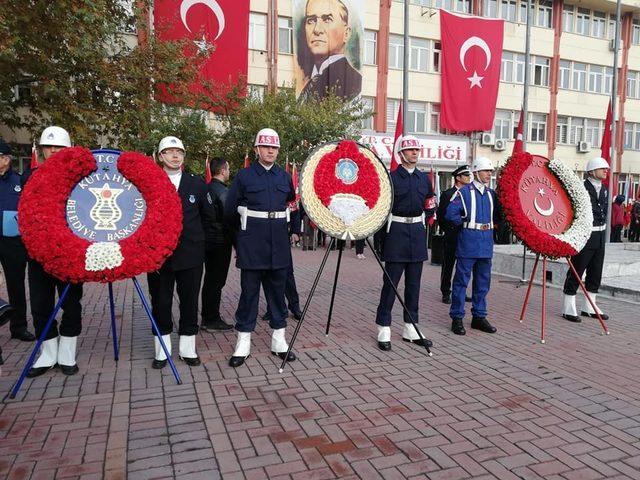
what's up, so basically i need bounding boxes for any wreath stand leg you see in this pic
[565,258,610,335]
[324,240,344,336]
[6,284,72,400]
[132,278,182,384]
[108,283,119,361]
[365,238,432,357]
[541,257,548,344]
[279,237,336,373]
[519,254,540,323]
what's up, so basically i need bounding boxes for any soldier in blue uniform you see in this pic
[562,157,610,322]
[27,126,85,377]
[445,157,499,335]
[224,128,297,368]
[147,136,213,369]
[0,140,35,342]
[375,135,434,351]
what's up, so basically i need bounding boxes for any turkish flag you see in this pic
[440,11,504,132]
[153,0,249,102]
[391,105,403,172]
[600,100,615,194]
[511,109,524,156]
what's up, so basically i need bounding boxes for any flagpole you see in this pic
[402,0,409,136]
[520,0,533,281]
[606,0,622,244]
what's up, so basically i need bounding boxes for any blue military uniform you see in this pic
[224,161,295,333]
[0,165,30,337]
[445,181,498,324]
[375,165,433,329]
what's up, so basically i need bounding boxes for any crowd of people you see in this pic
[0,125,618,371]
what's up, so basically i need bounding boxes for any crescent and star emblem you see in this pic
[533,188,554,217]
[459,36,492,89]
[180,0,226,53]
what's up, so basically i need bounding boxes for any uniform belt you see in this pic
[387,213,425,232]
[238,207,289,230]
[463,222,493,231]
[592,225,606,232]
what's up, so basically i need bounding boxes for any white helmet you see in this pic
[254,128,280,148]
[585,156,609,172]
[398,135,421,152]
[158,136,185,153]
[472,156,494,172]
[39,126,71,148]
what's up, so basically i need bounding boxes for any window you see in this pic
[249,13,267,51]
[361,97,375,131]
[572,62,587,91]
[556,116,569,144]
[559,60,571,89]
[563,4,574,33]
[493,110,511,140]
[627,71,639,99]
[584,119,601,148]
[604,67,613,94]
[530,113,546,142]
[248,84,265,100]
[278,17,293,54]
[410,37,429,72]
[410,0,430,5]
[429,104,441,134]
[117,0,137,34]
[576,8,590,36]
[389,34,404,69]
[519,1,528,23]
[364,30,377,65]
[624,122,634,149]
[501,51,525,83]
[407,101,427,133]
[588,65,603,93]
[537,1,552,28]
[432,41,441,72]
[454,0,471,13]
[533,57,550,87]
[633,19,640,45]
[501,0,516,22]
[387,99,401,133]
[608,18,616,40]
[592,11,606,38]
[434,0,453,10]
[570,118,584,145]
[484,0,498,18]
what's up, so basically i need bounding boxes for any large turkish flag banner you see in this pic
[153,0,249,100]
[440,11,504,132]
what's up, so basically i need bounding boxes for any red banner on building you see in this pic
[154,0,249,100]
[440,11,504,132]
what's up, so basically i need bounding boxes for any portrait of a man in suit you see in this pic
[297,0,363,101]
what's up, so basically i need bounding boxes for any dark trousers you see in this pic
[147,264,202,336]
[563,245,605,295]
[355,239,365,255]
[201,244,232,323]
[450,257,491,320]
[630,222,640,242]
[236,268,288,332]
[266,264,300,316]
[0,237,28,334]
[375,261,423,326]
[611,225,623,243]
[28,260,83,340]
[440,236,457,295]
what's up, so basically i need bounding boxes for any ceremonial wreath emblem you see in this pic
[300,140,392,240]
[18,147,183,283]
[498,152,593,258]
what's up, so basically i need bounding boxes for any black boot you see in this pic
[442,293,452,304]
[229,355,249,368]
[451,318,466,335]
[201,319,233,332]
[471,317,497,333]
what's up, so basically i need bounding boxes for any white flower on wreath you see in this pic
[85,242,124,271]
[548,159,593,253]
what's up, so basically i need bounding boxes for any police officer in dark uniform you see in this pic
[375,135,434,351]
[27,126,85,377]
[224,128,297,368]
[0,140,35,342]
[437,165,472,305]
[147,136,213,368]
[562,157,610,322]
[201,157,234,332]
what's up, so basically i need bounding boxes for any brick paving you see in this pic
[1,246,639,479]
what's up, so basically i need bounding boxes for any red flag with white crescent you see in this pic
[600,100,615,194]
[512,109,524,156]
[204,158,212,183]
[440,11,504,132]
[153,0,249,102]
[391,105,403,172]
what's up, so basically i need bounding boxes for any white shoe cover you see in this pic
[582,293,602,315]
[377,326,391,342]
[233,332,251,357]
[179,335,197,359]
[402,323,424,341]
[33,337,58,368]
[563,295,578,316]
[57,336,77,367]
[271,328,288,353]
[154,334,172,361]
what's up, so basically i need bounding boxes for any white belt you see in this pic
[387,213,425,232]
[238,206,289,230]
[592,225,606,232]
[463,222,493,231]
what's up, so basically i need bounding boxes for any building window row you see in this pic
[407,0,471,13]
[562,4,617,40]
[624,122,640,151]
[556,116,602,147]
[501,52,550,87]
[386,99,442,134]
[492,110,547,143]
[387,34,441,73]
[626,70,640,99]
[558,60,612,95]
[484,0,553,29]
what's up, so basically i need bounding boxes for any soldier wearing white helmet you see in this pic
[224,127,298,368]
[146,135,214,369]
[445,156,500,335]
[27,126,85,378]
[561,157,610,322]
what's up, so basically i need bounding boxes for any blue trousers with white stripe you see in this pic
[450,257,491,320]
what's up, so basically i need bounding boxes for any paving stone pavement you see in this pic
[1,246,639,480]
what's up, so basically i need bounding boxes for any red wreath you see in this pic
[18,147,183,283]
[313,140,381,207]
[498,151,577,258]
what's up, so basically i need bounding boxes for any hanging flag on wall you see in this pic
[439,11,504,132]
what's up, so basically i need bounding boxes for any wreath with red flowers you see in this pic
[18,147,183,283]
[498,151,592,258]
